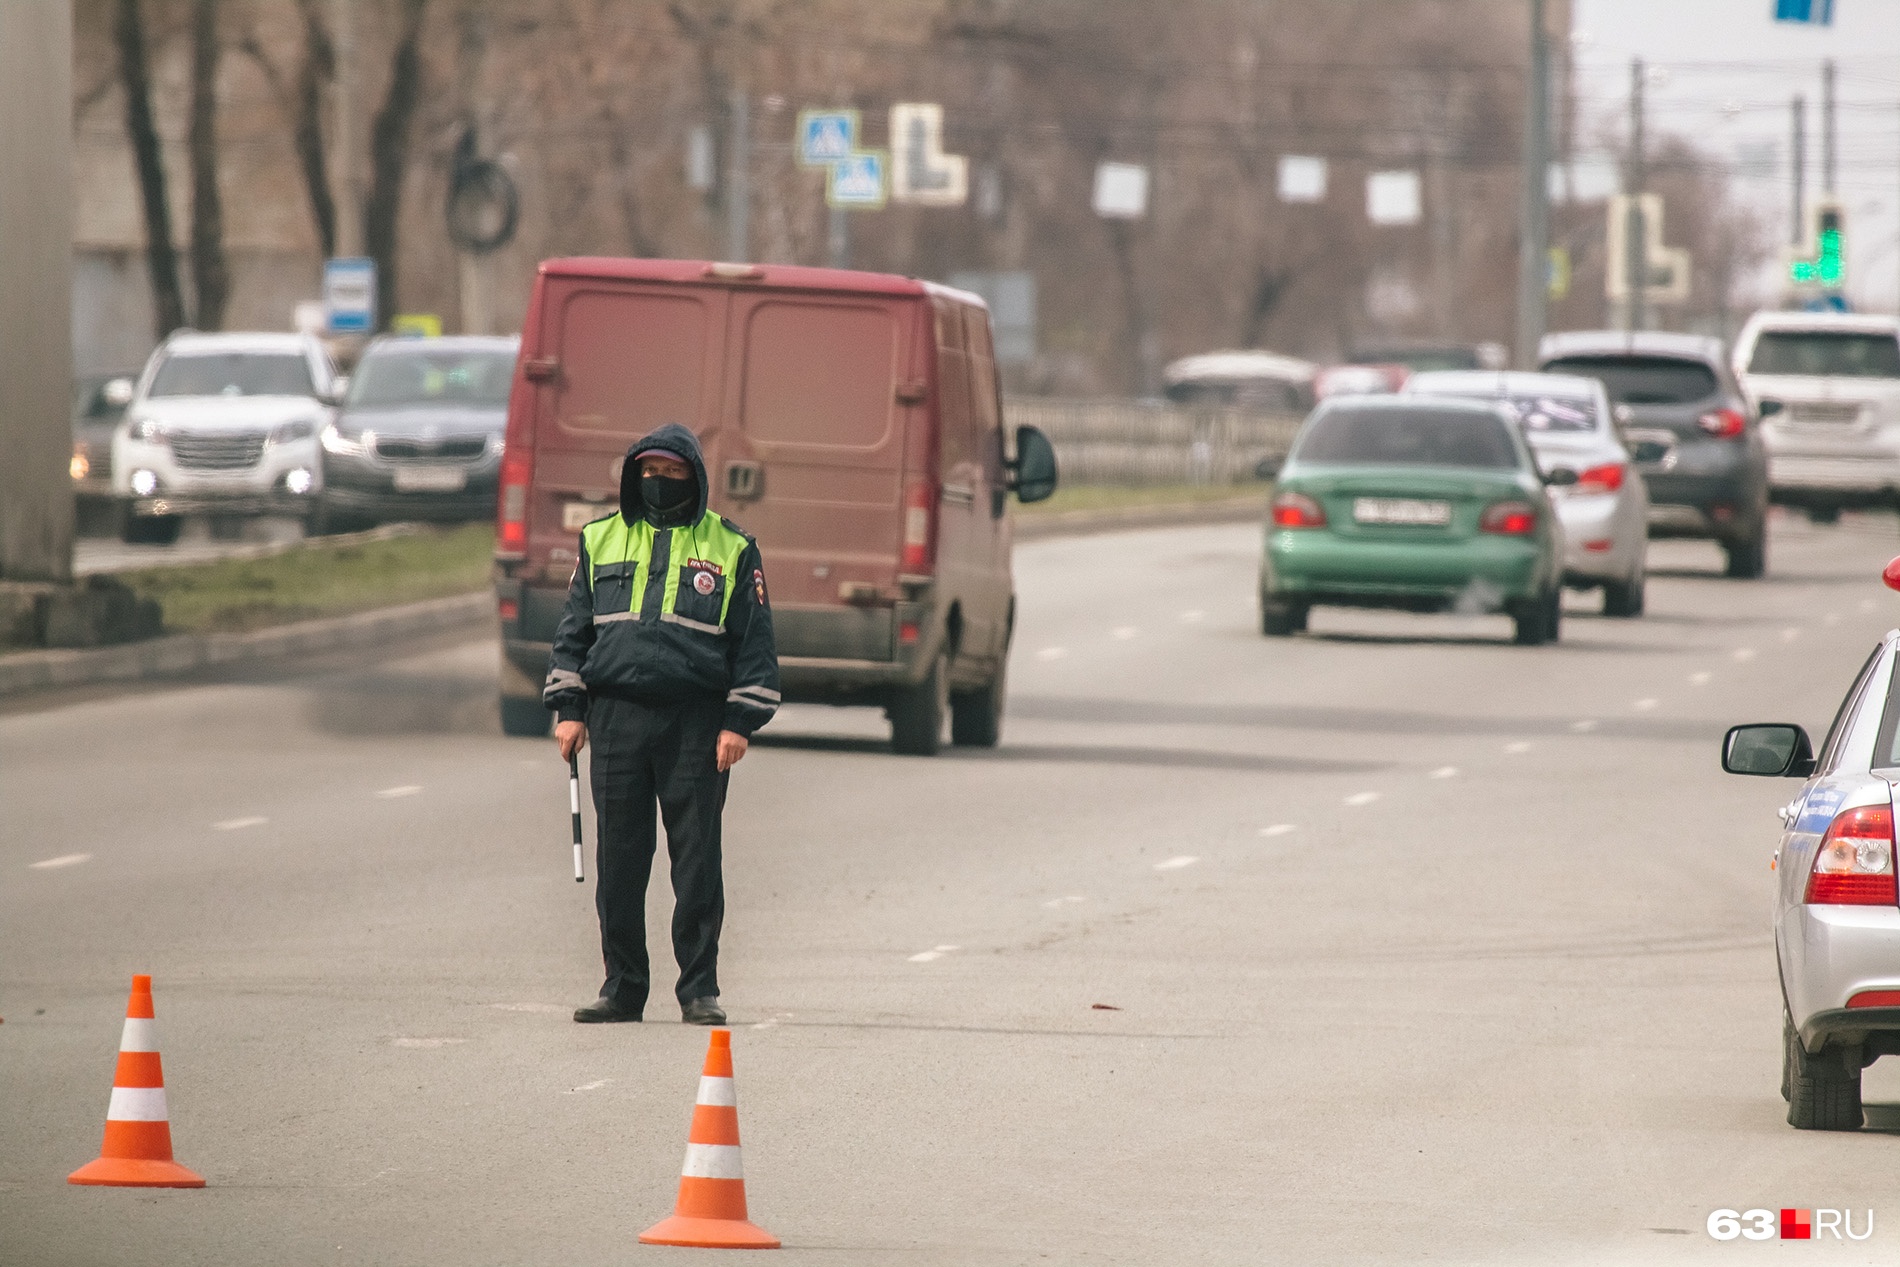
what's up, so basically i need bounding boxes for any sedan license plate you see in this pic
[1353,497,1451,526]
[563,501,615,531]
[392,466,467,493]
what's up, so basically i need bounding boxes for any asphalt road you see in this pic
[6,511,1900,1265]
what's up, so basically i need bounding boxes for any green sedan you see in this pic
[1258,396,1570,644]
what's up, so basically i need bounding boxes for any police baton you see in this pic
[568,754,585,882]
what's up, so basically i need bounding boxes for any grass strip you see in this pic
[117,523,494,634]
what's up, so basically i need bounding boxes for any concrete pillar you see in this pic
[0,0,76,583]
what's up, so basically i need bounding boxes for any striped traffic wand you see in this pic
[639,1028,778,1248]
[68,974,205,1188]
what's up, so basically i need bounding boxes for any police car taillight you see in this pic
[1805,805,1897,905]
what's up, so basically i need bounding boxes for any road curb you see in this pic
[0,592,493,698]
[0,499,1267,700]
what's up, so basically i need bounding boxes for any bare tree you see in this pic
[187,0,229,329]
[364,0,429,327]
[239,0,338,258]
[114,0,186,339]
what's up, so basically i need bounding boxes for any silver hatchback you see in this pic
[1724,626,1900,1129]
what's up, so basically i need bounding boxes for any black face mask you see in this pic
[640,471,696,522]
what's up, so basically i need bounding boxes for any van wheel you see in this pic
[889,653,947,756]
[1786,1025,1862,1131]
[121,514,181,546]
[499,695,552,738]
[950,662,1006,748]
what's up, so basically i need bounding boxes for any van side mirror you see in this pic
[1542,466,1579,487]
[1722,723,1815,777]
[102,377,135,408]
[1255,455,1282,480]
[1009,424,1058,503]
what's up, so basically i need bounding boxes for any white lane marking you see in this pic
[1042,894,1088,908]
[565,1079,611,1094]
[1633,698,1659,711]
[1343,791,1381,807]
[1505,741,1533,754]
[1781,627,1802,642]
[1428,766,1459,780]
[935,944,960,952]
[1111,626,1139,640]
[488,1002,567,1014]
[1035,647,1067,661]
[1732,648,1757,662]
[378,785,423,799]
[1570,720,1598,733]
[1154,855,1200,871]
[1258,824,1297,837]
[750,1018,779,1030]
[908,950,943,962]
[1179,609,1206,622]
[214,816,267,831]
[1689,671,1712,685]
[391,1037,468,1048]
[29,853,92,870]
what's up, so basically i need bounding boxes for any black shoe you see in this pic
[573,995,643,1023]
[680,996,726,1025]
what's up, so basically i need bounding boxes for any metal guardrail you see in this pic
[1005,397,1303,486]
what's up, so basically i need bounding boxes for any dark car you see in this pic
[70,373,134,533]
[318,334,520,526]
[1540,330,1770,579]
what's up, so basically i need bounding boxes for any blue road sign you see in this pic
[323,257,377,333]
[797,110,858,168]
[826,151,887,209]
[1774,0,1834,24]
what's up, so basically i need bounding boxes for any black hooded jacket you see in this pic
[542,423,780,737]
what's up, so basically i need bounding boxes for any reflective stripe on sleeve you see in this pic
[545,668,585,693]
[107,1086,169,1122]
[726,691,777,710]
[729,685,781,703]
[680,1143,745,1179]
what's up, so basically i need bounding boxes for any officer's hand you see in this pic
[716,730,748,772]
[556,720,587,762]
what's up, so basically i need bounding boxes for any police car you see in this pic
[1724,557,1900,1129]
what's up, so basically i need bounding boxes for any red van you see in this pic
[493,259,1057,755]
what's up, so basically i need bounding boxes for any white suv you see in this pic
[109,331,341,543]
[1734,311,1900,523]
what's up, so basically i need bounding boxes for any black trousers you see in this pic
[586,694,728,1011]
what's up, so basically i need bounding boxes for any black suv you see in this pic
[1540,331,1769,578]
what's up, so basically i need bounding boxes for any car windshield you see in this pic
[149,352,313,398]
[1747,331,1900,379]
[1295,407,1520,469]
[349,349,515,408]
[1541,355,1718,406]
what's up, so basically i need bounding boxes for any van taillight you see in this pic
[901,479,936,574]
[497,446,532,559]
[1806,805,1897,905]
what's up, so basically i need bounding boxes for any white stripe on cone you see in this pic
[680,1143,744,1180]
[118,1017,158,1053]
[106,1086,170,1121]
[696,1075,736,1106]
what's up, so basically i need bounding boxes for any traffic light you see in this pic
[1791,203,1844,289]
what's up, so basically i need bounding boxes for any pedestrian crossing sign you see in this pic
[826,152,888,210]
[797,110,859,168]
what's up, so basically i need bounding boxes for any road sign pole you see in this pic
[1625,58,1647,333]
[1822,59,1836,196]
[1792,95,1807,247]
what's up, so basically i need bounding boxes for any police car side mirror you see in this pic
[1009,424,1058,504]
[1722,723,1815,778]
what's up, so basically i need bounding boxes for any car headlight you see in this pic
[320,423,371,456]
[130,417,169,443]
[70,446,91,481]
[271,419,316,445]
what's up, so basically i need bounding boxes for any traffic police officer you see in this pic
[544,422,779,1025]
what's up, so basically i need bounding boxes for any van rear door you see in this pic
[719,289,923,661]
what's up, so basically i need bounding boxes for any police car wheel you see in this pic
[889,653,948,756]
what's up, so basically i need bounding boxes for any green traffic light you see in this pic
[1791,226,1844,288]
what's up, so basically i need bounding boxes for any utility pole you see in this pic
[332,0,360,256]
[0,0,76,583]
[1822,58,1836,195]
[1624,57,1647,333]
[725,88,750,261]
[1792,94,1807,245]
[1514,0,1550,369]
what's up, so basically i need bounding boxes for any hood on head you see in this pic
[620,422,709,523]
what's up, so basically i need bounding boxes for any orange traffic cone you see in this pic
[639,1028,778,1249]
[68,975,204,1188]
